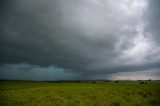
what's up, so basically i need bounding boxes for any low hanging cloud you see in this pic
[108,69,160,80]
[0,0,160,80]
[0,63,77,80]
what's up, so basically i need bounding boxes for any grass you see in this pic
[0,81,160,106]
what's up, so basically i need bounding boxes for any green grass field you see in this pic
[0,81,160,106]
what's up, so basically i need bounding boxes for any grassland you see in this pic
[0,80,160,106]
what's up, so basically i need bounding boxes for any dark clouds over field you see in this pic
[0,0,160,80]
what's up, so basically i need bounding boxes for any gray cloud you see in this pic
[0,63,77,80]
[0,0,160,80]
[108,69,160,80]
[145,0,160,43]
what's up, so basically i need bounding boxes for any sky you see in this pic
[0,0,160,80]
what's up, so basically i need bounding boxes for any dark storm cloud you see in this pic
[0,0,125,70]
[0,63,78,80]
[0,0,160,80]
[145,0,160,44]
[0,0,85,68]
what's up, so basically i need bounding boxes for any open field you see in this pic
[0,81,160,106]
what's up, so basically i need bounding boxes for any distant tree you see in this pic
[145,82,148,84]
[139,81,144,84]
[115,81,119,83]
[148,79,152,81]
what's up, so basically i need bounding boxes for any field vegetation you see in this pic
[0,80,160,106]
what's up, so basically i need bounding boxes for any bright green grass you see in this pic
[0,81,160,106]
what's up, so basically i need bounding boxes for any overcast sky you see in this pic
[0,0,160,80]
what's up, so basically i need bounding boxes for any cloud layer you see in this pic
[0,0,160,80]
